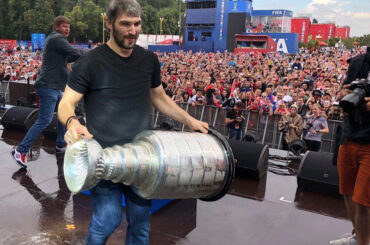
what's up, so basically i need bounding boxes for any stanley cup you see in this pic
[64,129,235,201]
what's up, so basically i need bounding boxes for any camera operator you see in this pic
[278,104,304,150]
[303,103,329,151]
[225,102,245,140]
[330,49,370,245]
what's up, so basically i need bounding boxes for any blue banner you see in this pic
[228,0,252,14]
[17,40,31,50]
[31,33,46,52]
[252,10,293,17]
[265,32,298,54]
[243,32,299,54]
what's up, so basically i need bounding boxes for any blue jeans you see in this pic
[86,180,151,245]
[228,128,242,140]
[17,87,66,154]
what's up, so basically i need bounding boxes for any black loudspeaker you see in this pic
[1,106,39,131]
[297,151,340,197]
[227,139,269,179]
[43,113,86,139]
[243,130,259,143]
[226,13,247,52]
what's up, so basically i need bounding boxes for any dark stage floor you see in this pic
[0,127,352,245]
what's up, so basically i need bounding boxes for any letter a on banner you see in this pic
[273,39,289,54]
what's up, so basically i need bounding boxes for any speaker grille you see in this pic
[1,106,39,131]
[228,139,269,179]
[297,151,340,197]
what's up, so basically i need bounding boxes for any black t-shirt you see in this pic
[68,44,161,148]
[222,98,236,108]
[226,109,242,130]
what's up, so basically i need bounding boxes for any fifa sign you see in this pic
[268,33,299,54]
[272,38,289,54]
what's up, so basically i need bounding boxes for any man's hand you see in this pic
[310,129,317,135]
[186,117,209,133]
[365,97,370,111]
[64,119,93,145]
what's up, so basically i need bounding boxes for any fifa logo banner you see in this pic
[31,33,46,52]
[267,33,299,54]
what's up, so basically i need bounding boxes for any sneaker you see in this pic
[56,144,67,154]
[11,149,28,168]
[329,234,357,245]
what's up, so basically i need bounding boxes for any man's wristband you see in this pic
[65,115,78,129]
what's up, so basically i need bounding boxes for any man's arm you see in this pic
[295,116,304,136]
[58,85,93,143]
[225,115,234,125]
[54,35,83,62]
[365,97,370,111]
[151,85,208,133]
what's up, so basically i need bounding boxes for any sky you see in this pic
[252,0,370,37]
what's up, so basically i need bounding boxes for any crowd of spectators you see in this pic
[157,46,367,149]
[1,45,367,150]
[0,47,41,82]
[158,47,365,123]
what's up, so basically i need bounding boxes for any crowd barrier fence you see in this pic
[153,103,342,154]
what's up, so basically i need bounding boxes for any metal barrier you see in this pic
[152,103,342,153]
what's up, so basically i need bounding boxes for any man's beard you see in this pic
[112,24,138,50]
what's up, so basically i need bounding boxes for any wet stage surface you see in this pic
[0,128,352,245]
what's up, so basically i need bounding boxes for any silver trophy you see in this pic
[64,129,235,201]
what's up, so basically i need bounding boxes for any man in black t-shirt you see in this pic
[57,1,208,245]
[225,102,245,140]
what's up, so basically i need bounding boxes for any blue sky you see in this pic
[252,0,370,36]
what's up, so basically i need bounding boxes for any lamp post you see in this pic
[101,13,106,44]
[159,17,164,36]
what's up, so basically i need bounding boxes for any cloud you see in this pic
[348,12,370,19]
[300,0,370,36]
[311,0,337,5]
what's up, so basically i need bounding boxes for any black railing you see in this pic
[153,103,342,153]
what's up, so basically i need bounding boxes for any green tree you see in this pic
[65,5,88,42]
[298,42,306,48]
[312,18,318,24]
[356,34,370,46]
[141,5,159,34]
[138,0,173,10]
[8,0,32,39]
[328,37,340,47]
[158,1,184,35]
[64,0,104,42]
[0,0,10,38]
[59,0,77,15]
[25,0,55,36]
[342,37,355,49]
[96,0,110,9]
[307,39,319,50]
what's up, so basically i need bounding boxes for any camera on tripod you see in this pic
[339,79,370,113]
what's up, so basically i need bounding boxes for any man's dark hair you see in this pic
[106,0,142,25]
[53,16,71,30]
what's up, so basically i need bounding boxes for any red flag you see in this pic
[230,79,236,94]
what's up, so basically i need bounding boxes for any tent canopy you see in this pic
[319,40,328,46]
